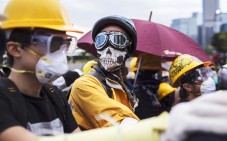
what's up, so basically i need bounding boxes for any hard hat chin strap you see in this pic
[11,68,35,74]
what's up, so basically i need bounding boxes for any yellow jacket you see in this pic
[69,74,139,130]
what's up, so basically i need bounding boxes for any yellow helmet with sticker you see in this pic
[169,54,204,87]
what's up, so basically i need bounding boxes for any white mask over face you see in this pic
[36,49,68,84]
[97,46,127,71]
[200,77,216,94]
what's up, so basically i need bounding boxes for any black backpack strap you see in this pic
[43,84,69,127]
[0,77,28,127]
[89,68,113,98]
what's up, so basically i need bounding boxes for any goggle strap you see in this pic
[47,35,53,54]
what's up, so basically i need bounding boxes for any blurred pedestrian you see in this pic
[217,64,227,90]
[69,15,139,130]
[157,82,176,112]
[132,54,163,119]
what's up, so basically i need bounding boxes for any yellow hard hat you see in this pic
[169,54,204,87]
[157,82,176,100]
[83,60,97,75]
[2,0,82,33]
[130,57,137,72]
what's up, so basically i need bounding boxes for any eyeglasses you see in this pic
[95,31,130,50]
[30,34,75,55]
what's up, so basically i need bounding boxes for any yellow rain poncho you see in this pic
[69,74,139,130]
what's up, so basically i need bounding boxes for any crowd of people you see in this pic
[0,0,227,141]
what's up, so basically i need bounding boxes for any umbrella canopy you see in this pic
[77,31,95,56]
[77,19,210,61]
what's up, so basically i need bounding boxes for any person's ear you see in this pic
[6,42,22,57]
[182,83,193,92]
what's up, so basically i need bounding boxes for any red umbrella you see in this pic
[77,19,210,61]
[76,31,95,56]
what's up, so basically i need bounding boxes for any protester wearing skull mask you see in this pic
[0,0,82,140]
[169,54,216,103]
[69,15,139,130]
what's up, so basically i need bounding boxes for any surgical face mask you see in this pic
[200,77,216,94]
[36,49,68,84]
[97,46,127,72]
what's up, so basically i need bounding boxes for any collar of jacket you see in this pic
[105,77,123,90]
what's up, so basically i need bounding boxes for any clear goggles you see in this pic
[30,34,76,55]
[195,66,214,82]
[95,31,130,50]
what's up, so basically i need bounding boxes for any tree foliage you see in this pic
[212,32,227,52]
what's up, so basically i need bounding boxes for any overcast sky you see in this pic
[1,0,227,33]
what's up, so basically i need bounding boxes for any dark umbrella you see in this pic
[77,19,210,61]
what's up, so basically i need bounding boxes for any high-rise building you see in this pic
[170,13,199,43]
[202,0,220,48]
[220,13,227,31]
[220,13,227,24]
[171,0,226,48]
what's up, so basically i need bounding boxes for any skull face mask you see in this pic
[97,46,127,72]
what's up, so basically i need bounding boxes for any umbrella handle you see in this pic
[132,56,143,92]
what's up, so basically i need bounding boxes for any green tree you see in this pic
[212,32,227,52]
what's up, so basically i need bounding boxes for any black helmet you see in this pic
[92,15,137,54]
[218,64,227,90]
